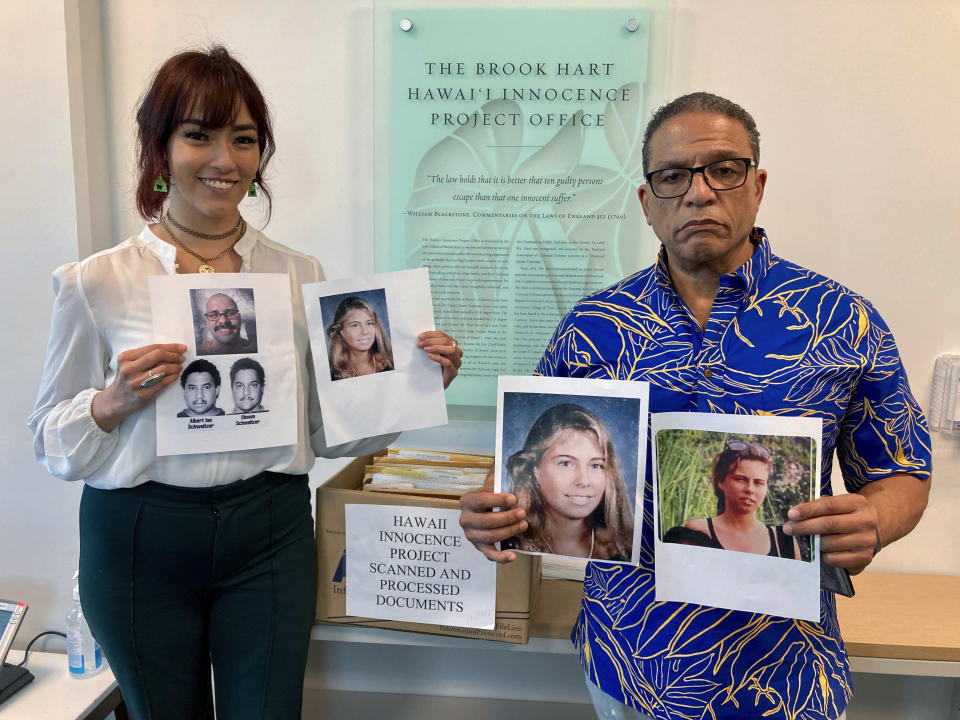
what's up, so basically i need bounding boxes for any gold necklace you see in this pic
[166,210,242,241]
[159,215,246,273]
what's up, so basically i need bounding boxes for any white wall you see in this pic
[3,0,958,714]
[100,0,376,279]
[0,0,85,652]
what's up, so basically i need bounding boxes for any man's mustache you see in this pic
[214,322,236,332]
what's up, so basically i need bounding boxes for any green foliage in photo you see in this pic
[656,429,816,537]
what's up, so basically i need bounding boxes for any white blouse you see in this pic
[29,225,395,490]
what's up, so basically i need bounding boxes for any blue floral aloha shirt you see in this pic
[535,228,932,720]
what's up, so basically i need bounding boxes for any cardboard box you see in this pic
[316,455,540,643]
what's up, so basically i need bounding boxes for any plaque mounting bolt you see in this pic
[625,17,640,32]
[400,17,413,32]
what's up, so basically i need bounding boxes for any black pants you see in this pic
[79,472,317,720]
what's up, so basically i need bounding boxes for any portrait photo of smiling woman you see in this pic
[659,431,814,562]
[498,392,643,562]
[321,289,394,381]
[190,287,257,355]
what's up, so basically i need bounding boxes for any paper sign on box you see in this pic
[344,504,496,629]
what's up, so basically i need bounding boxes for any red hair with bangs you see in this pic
[134,45,275,221]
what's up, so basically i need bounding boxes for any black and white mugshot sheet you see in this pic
[149,273,297,456]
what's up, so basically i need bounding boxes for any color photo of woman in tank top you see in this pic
[661,437,812,561]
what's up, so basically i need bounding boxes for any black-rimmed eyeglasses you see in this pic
[645,158,755,199]
[204,309,240,322]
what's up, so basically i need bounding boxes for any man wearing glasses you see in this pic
[197,292,257,355]
[461,92,931,720]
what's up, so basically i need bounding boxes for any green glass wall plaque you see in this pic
[375,4,664,406]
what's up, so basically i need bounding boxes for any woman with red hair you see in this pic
[30,46,461,719]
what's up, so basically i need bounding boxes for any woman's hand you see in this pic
[417,331,463,388]
[459,470,527,563]
[91,343,186,433]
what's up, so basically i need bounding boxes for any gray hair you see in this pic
[642,92,760,174]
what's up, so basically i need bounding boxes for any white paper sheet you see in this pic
[303,268,447,445]
[494,375,649,565]
[149,274,297,456]
[652,412,822,621]
[344,504,496,628]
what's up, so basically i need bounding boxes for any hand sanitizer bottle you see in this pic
[67,571,102,677]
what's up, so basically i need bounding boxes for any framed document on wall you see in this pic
[374,1,667,407]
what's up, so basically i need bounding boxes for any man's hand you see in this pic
[784,473,930,575]
[459,471,527,563]
[784,493,879,574]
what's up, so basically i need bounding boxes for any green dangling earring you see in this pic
[153,175,168,193]
[247,181,258,198]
